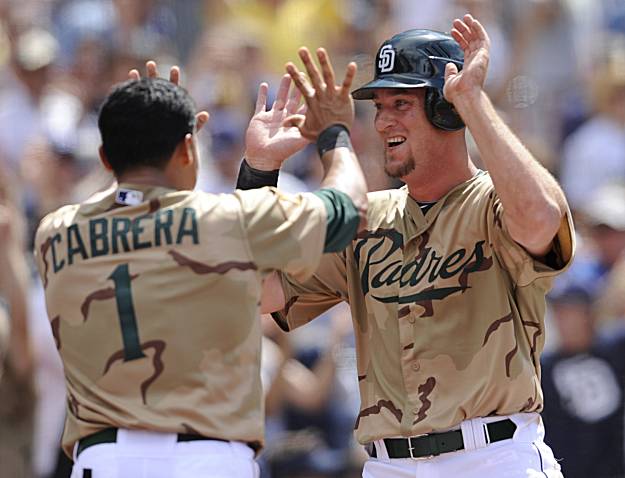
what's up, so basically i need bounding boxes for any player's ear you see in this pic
[182,133,196,167]
[98,146,113,172]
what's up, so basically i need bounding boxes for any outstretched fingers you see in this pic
[128,69,140,81]
[340,62,357,98]
[466,15,489,44]
[146,61,158,78]
[316,48,336,91]
[285,81,303,114]
[452,15,489,51]
[195,111,210,132]
[272,74,291,111]
[451,18,470,48]
[298,47,325,92]
[169,66,180,85]
[255,82,269,115]
[286,62,314,99]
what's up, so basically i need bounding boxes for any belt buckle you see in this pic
[407,434,433,461]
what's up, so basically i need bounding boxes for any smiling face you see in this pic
[372,88,439,179]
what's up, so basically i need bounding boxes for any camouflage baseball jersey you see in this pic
[33,183,327,457]
[274,171,575,445]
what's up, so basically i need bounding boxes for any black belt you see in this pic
[76,428,228,458]
[368,418,517,459]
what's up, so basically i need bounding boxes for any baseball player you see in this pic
[246,15,575,477]
[33,55,367,478]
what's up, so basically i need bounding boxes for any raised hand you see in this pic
[244,74,309,170]
[284,47,356,141]
[444,14,491,104]
[128,60,209,132]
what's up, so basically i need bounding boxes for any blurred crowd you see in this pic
[0,0,624,477]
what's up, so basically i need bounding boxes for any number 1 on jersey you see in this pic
[109,264,146,361]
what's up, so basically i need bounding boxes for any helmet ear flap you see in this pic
[424,88,465,131]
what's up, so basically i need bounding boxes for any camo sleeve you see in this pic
[236,187,327,281]
[271,250,348,331]
[486,190,575,288]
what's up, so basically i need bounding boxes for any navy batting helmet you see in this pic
[352,29,465,131]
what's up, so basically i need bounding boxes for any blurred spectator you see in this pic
[560,59,625,210]
[2,1,625,476]
[0,166,35,477]
[197,109,249,193]
[388,0,451,33]
[53,0,180,66]
[203,0,349,76]
[603,0,625,35]
[20,138,91,245]
[502,0,582,151]
[260,308,361,478]
[0,27,58,172]
[542,271,625,478]
[577,182,625,276]
[29,272,69,478]
[596,243,625,326]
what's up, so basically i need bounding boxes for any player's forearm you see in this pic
[455,91,566,254]
[319,147,368,231]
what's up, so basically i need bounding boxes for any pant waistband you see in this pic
[76,428,229,458]
[367,417,517,459]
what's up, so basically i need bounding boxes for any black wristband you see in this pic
[316,124,353,158]
[236,159,279,190]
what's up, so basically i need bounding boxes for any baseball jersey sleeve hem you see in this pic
[313,188,360,253]
[495,208,576,288]
[271,250,349,331]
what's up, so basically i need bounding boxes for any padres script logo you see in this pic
[378,44,395,73]
[355,230,491,308]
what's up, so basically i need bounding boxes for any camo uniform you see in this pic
[273,171,575,477]
[34,183,327,476]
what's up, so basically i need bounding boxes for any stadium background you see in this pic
[0,0,624,477]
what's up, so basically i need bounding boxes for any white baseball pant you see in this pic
[363,413,563,478]
[70,429,259,478]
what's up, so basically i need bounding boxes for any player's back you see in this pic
[34,183,312,456]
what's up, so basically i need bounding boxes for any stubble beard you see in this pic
[384,151,416,179]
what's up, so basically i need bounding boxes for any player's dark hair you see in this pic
[98,78,196,175]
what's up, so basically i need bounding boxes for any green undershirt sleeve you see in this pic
[313,188,361,253]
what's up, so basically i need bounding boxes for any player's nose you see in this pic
[374,108,397,133]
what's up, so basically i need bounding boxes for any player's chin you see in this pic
[384,153,415,179]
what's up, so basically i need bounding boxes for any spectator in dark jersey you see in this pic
[542,271,625,478]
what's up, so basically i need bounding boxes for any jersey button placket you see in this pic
[398,256,423,433]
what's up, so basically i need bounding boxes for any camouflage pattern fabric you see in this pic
[34,183,326,457]
[274,172,575,445]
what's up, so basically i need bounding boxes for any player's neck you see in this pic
[403,156,479,203]
[115,167,178,190]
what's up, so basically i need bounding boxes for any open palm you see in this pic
[443,14,491,104]
[245,75,309,170]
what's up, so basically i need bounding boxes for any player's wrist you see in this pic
[235,158,279,190]
[447,88,486,116]
[317,124,353,158]
[242,153,283,172]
